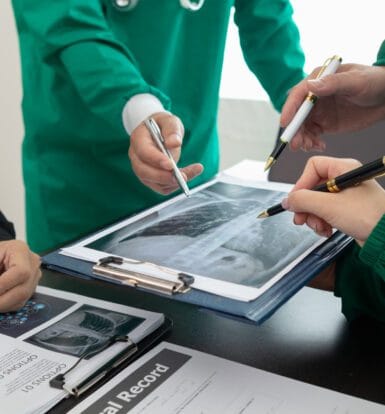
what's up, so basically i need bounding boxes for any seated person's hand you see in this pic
[280,64,385,152]
[0,240,41,313]
[129,112,203,195]
[282,156,385,246]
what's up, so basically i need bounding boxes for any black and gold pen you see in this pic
[258,156,385,219]
[264,55,342,172]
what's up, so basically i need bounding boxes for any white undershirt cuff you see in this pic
[122,93,168,135]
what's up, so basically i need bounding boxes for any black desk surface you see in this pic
[41,268,385,411]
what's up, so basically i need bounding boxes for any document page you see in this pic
[0,286,164,414]
[69,342,384,414]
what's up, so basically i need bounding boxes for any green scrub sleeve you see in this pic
[359,214,385,276]
[234,0,305,111]
[335,215,385,323]
[374,40,385,66]
[18,0,170,131]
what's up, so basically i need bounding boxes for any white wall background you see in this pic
[220,1,385,99]
[0,1,384,241]
[0,2,24,238]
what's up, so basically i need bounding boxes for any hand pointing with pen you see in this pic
[280,64,385,153]
[281,156,385,245]
[129,112,203,195]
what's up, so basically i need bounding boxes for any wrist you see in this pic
[122,94,168,135]
[359,214,385,269]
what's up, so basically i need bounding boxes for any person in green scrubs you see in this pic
[11,0,305,252]
[280,43,385,323]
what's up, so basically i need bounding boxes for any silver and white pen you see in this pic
[144,117,190,197]
[264,55,342,171]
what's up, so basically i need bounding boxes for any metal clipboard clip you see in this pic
[93,256,194,295]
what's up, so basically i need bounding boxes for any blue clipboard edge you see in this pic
[42,232,351,325]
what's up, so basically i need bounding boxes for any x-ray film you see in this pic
[61,177,324,301]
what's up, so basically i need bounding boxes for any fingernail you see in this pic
[169,133,182,144]
[281,198,289,210]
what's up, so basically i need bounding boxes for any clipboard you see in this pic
[42,232,351,325]
[42,169,352,325]
[46,317,172,412]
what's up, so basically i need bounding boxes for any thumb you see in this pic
[307,72,363,98]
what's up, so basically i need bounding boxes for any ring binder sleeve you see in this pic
[93,256,194,295]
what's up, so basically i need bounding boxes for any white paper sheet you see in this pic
[0,286,164,414]
[68,342,385,414]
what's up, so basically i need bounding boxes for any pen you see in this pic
[144,117,190,197]
[258,156,385,219]
[264,55,342,172]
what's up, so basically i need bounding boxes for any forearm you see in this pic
[15,0,170,132]
[234,0,305,110]
[60,41,170,132]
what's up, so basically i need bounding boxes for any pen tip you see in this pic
[264,157,275,172]
[257,211,269,219]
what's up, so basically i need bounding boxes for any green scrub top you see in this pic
[335,40,385,324]
[12,0,305,251]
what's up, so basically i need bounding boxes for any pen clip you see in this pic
[316,55,341,79]
[316,57,333,79]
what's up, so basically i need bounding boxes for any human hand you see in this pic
[0,240,41,312]
[129,112,203,195]
[280,64,385,151]
[282,156,385,246]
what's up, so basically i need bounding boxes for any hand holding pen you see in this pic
[144,117,191,197]
[264,55,342,171]
[259,156,385,245]
[278,63,385,155]
[128,112,203,195]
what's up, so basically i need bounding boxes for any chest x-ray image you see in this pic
[87,182,321,289]
[26,305,144,358]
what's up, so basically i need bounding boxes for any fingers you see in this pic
[280,63,367,152]
[306,71,365,99]
[283,190,336,237]
[281,64,358,127]
[0,241,41,313]
[292,156,361,191]
[305,214,333,238]
[153,113,184,152]
[129,113,183,182]
[130,151,177,185]
[129,112,204,194]
[129,124,176,171]
[181,163,204,181]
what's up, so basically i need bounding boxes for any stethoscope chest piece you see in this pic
[111,0,139,12]
[180,0,205,11]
